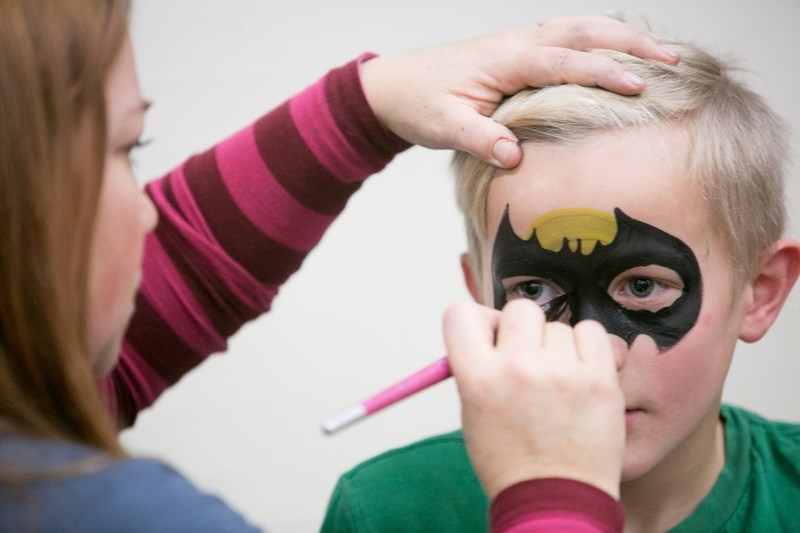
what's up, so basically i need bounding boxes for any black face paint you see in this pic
[491,206,702,351]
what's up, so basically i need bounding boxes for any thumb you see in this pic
[490,137,523,169]
[443,301,501,376]
[451,112,522,168]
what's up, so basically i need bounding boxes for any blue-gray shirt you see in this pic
[0,433,261,532]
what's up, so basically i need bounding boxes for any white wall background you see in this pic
[123,1,800,531]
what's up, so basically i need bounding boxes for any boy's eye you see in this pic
[628,278,654,298]
[518,280,545,299]
[503,277,564,306]
[609,266,684,313]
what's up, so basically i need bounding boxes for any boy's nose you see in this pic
[566,297,628,370]
[566,296,605,326]
[609,335,628,371]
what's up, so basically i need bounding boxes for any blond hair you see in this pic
[453,41,788,283]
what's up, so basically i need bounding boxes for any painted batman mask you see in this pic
[491,206,702,351]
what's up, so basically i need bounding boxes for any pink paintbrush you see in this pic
[321,356,451,434]
[321,295,570,434]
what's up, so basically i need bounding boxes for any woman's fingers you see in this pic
[359,15,680,167]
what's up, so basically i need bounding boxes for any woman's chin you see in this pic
[90,335,124,378]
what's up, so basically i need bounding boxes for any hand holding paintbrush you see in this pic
[322,294,569,434]
[443,299,624,501]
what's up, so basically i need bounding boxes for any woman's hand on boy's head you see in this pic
[445,299,625,501]
[360,15,680,168]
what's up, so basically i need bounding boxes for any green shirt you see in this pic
[321,405,800,532]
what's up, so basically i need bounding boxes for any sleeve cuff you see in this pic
[490,477,625,532]
[324,52,411,166]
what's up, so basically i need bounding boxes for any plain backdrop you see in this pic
[122,1,800,531]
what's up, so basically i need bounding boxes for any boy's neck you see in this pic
[620,411,726,533]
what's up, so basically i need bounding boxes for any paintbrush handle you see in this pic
[321,295,567,434]
[322,356,451,434]
[363,356,451,414]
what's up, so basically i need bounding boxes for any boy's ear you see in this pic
[739,239,800,343]
[460,252,482,303]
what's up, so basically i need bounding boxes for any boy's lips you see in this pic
[625,408,644,423]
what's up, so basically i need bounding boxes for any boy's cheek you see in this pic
[655,325,733,393]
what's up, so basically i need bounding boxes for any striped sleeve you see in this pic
[100,54,411,427]
[490,478,625,533]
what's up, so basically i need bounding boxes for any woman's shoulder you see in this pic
[0,433,260,532]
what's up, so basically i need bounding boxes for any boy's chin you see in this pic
[619,447,662,484]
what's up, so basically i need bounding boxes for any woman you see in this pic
[0,0,672,529]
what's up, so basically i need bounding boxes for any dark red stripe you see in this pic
[124,291,204,387]
[491,478,625,532]
[253,100,362,216]
[154,178,263,339]
[181,148,306,286]
[324,57,411,165]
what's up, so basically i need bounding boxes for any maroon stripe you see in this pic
[490,478,625,531]
[324,59,411,166]
[253,100,362,216]
[152,179,262,339]
[181,148,306,285]
[155,173,183,219]
[124,291,204,386]
[99,370,136,428]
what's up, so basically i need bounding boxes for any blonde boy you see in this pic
[322,41,800,532]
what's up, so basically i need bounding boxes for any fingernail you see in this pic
[659,46,681,62]
[491,138,520,168]
[623,71,645,87]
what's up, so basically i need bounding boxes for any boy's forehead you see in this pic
[482,132,706,252]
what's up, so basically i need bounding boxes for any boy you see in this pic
[321,40,800,532]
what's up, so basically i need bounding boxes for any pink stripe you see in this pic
[149,170,279,312]
[290,80,375,184]
[161,165,217,244]
[502,512,612,533]
[140,236,227,355]
[216,125,335,252]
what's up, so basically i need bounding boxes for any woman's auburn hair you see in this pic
[0,0,130,455]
